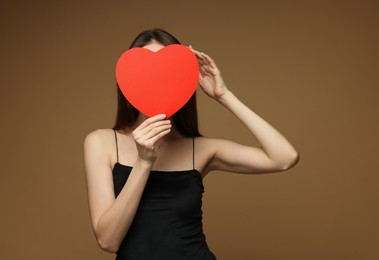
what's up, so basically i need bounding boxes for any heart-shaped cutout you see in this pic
[115,44,199,118]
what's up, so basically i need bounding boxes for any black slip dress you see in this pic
[112,130,217,260]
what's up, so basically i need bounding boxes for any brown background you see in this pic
[1,1,378,259]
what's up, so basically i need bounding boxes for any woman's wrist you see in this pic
[216,88,234,106]
[135,157,155,171]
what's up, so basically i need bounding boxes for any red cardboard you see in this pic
[115,44,199,118]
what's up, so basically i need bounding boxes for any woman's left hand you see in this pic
[189,45,228,100]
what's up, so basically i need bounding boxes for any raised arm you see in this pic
[83,114,171,253]
[189,46,299,174]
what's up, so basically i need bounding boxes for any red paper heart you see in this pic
[115,44,199,118]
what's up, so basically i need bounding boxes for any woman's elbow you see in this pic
[97,236,119,253]
[281,151,300,171]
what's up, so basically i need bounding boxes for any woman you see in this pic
[83,28,299,260]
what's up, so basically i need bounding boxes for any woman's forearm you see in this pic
[217,89,299,168]
[95,158,153,253]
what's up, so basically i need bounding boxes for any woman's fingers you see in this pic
[143,123,172,141]
[188,46,218,77]
[135,119,171,138]
[189,45,201,55]
[198,52,219,76]
[133,114,171,147]
[201,52,218,70]
[133,115,172,162]
[200,65,210,77]
[134,114,166,132]
[189,45,208,64]
[133,114,169,137]
[149,128,171,146]
[199,53,211,67]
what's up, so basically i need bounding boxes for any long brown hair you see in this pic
[113,28,201,137]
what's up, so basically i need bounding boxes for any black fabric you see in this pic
[112,130,217,260]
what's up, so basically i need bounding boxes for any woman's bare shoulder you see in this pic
[194,136,233,174]
[84,128,115,140]
[84,128,116,151]
[194,136,230,158]
[83,129,118,169]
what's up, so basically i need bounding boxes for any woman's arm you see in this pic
[189,46,299,174]
[84,114,171,253]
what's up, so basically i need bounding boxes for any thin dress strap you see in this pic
[114,129,119,163]
[192,137,195,170]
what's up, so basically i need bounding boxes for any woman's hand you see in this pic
[189,45,228,100]
[132,114,171,163]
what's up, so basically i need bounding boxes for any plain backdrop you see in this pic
[1,1,378,259]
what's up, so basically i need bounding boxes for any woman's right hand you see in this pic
[132,114,171,163]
